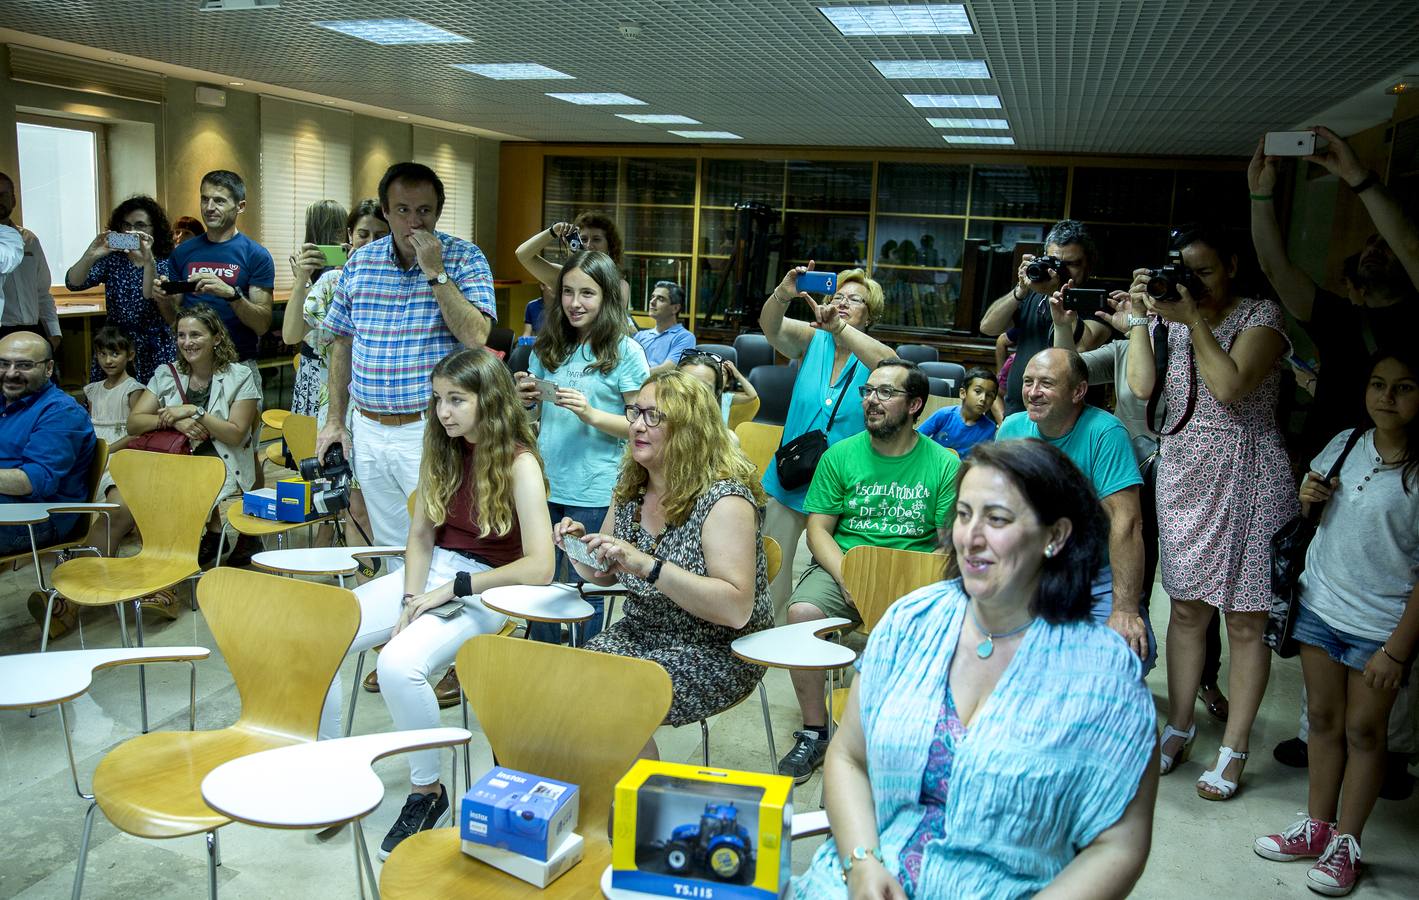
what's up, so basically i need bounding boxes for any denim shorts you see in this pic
[1293,602,1385,672]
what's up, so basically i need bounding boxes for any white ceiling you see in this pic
[4,0,1417,155]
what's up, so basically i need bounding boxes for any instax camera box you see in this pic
[460,767,578,862]
[463,831,584,887]
[240,487,279,521]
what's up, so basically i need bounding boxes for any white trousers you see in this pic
[351,411,424,554]
[319,548,507,783]
[763,497,808,625]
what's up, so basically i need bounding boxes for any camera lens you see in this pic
[1145,274,1174,301]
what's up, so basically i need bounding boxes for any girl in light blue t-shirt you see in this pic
[516,250,649,643]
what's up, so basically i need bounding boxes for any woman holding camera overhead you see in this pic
[514,212,632,306]
[1126,224,1297,802]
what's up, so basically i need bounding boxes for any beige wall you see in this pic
[162,77,262,235]
[351,113,411,205]
[0,48,18,195]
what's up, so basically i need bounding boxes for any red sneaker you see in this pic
[1307,833,1360,896]
[1253,815,1334,862]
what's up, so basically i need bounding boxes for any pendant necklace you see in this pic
[967,601,1032,659]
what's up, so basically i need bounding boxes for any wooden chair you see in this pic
[51,451,226,731]
[734,421,783,483]
[922,394,960,418]
[220,413,335,559]
[379,635,672,899]
[78,568,361,900]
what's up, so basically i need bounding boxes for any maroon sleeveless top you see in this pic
[434,443,525,567]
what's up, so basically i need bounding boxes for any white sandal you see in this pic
[1159,723,1195,775]
[1197,745,1248,800]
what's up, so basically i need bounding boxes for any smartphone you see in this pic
[426,600,464,619]
[1061,287,1108,319]
[531,378,558,402]
[561,534,609,573]
[1264,131,1318,156]
[107,231,141,251]
[316,244,348,267]
[159,280,198,295]
[796,271,837,295]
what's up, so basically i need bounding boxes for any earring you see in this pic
[1044,545,1055,559]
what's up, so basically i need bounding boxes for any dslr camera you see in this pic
[297,445,353,515]
[1024,255,1064,283]
[1145,253,1205,302]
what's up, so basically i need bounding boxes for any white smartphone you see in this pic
[529,377,558,402]
[1264,131,1318,156]
[561,534,609,572]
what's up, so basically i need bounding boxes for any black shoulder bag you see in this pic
[774,360,858,490]
[1265,427,1366,657]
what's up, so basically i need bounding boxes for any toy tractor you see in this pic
[662,802,754,881]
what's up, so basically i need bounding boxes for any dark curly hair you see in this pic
[108,195,174,258]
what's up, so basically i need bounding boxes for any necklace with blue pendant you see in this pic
[968,601,1032,659]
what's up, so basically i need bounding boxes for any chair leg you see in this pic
[700,719,710,767]
[206,831,219,900]
[353,819,381,900]
[352,826,366,900]
[134,600,149,735]
[757,681,778,771]
[70,800,97,900]
[460,692,473,787]
[39,590,57,653]
[344,651,365,738]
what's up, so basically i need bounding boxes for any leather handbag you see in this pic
[1265,427,1366,657]
[774,361,858,491]
[127,363,193,455]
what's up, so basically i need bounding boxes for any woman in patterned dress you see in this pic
[1127,224,1298,801]
[558,370,772,758]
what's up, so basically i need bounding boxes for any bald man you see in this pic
[0,331,95,561]
[997,347,1153,672]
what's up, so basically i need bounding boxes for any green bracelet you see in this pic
[1249,193,1273,201]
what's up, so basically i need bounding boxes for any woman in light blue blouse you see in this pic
[799,439,1158,899]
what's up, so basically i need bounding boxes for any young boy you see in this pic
[917,366,999,458]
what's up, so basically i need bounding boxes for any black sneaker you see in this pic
[1273,737,1309,768]
[379,786,448,860]
[225,535,263,568]
[198,531,222,569]
[777,730,829,784]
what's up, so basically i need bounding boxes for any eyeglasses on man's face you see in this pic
[859,384,908,401]
[624,404,665,427]
[0,358,46,373]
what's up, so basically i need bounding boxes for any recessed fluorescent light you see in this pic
[228,81,245,86]
[819,4,972,36]
[927,117,1010,129]
[396,115,410,119]
[617,114,702,124]
[313,18,470,45]
[546,92,646,105]
[453,63,573,80]
[873,60,990,79]
[669,130,742,140]
[904,94,1002,109]
[944,135,1015,145]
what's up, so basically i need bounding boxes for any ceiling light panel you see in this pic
[944,135,1015,145]
[819,4,973,36]
[669,130,742,139]
[313,19,470,45]
[873,60,990,79]
[453,63,572,80]
[546,92,646,105]
[928,117,1010,129]
[905,94,1002,108]
[617,114,701,124]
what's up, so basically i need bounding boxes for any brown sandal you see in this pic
[1197,683,1229,722]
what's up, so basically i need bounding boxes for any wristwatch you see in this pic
[841,846,883,882]
[230,285,245,303]
[427,272,449,287]
[1127,315,1149,329]
[192,406,207,420]
[646,556,665,585]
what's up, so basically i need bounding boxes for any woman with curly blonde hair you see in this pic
[559,370,773,758]
[319,347,555,858]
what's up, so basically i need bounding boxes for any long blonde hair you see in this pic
[612,370,766,526]
[420,348,546,536]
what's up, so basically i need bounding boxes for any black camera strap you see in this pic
[1146,320,1236,438]
[776,358,859,450]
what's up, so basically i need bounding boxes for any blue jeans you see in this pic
[1293,602,1385,672]
[529,502,609,646]
[1089,565,1157,676]
[0,515,78,556]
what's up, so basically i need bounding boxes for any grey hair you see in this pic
[1044,219,1098,265]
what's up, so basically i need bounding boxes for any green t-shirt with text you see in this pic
[804,431,960,554]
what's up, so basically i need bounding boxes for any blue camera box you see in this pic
[240,488,279,521]
[460,767,579,862]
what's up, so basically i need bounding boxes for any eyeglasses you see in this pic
[624,405,666,427]
[858,385,908,401]
[678,348,724,365]
[0,358,46,373]
[831,293,867,307]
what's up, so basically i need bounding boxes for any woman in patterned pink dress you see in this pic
[1126,225,1298,802]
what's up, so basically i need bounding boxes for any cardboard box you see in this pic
[460,767,579,862]
[241,488,279,521]
[276,478,316,523]
[462,831,584,887]
[611,761,792,900]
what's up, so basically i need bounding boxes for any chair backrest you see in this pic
[110,450,226,564]
[198,568,360,741]
[282,413,319,463]
[693,343,736,365]
[927,376,951,398]
[842,545,948,634]
[895,343,939,364]
[507,342,534,375]
[921,361,966,392]
[457,635,671,835]
[922,395,959,418]
[734,421,783,482]
[748,365,797,426]
[87,438,110,502]
[485,325,515,360]
[732,334,775,377]
[763,535,781,582]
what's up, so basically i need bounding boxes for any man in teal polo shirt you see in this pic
[998,348,1152,671]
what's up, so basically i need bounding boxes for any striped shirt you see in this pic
[325,231,496,414]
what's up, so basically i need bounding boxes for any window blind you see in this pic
[413,126,476,242]
[260,96,353,291]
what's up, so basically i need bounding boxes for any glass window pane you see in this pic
[624,256,690,314]
[873,218,964,268]
[544,156,618,204]
[876,163,970,215]
[783,212,867,264]
[1086,224,1172,285]
[703,159,784,207]
[785,161,871,211]
[619,206,693,255]
[966,219,1048,248]
[873,269,962,329]
[968,165,1066,219]
[1173,170,1248,226]
[622,158,695,205]
[1070,168,1174,223]
[16,122,98,284]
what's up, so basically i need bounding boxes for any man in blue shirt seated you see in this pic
[633,281,695,372]
[997,347,1153,671]
[917,366,1000,458]
[0,331,96,559]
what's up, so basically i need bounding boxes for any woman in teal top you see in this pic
[798,439,1158,899]
[758,263,895,620]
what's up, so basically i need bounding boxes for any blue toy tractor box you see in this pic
[459,767,578,862]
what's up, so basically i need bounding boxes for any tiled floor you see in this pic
[1,511,1416,898]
